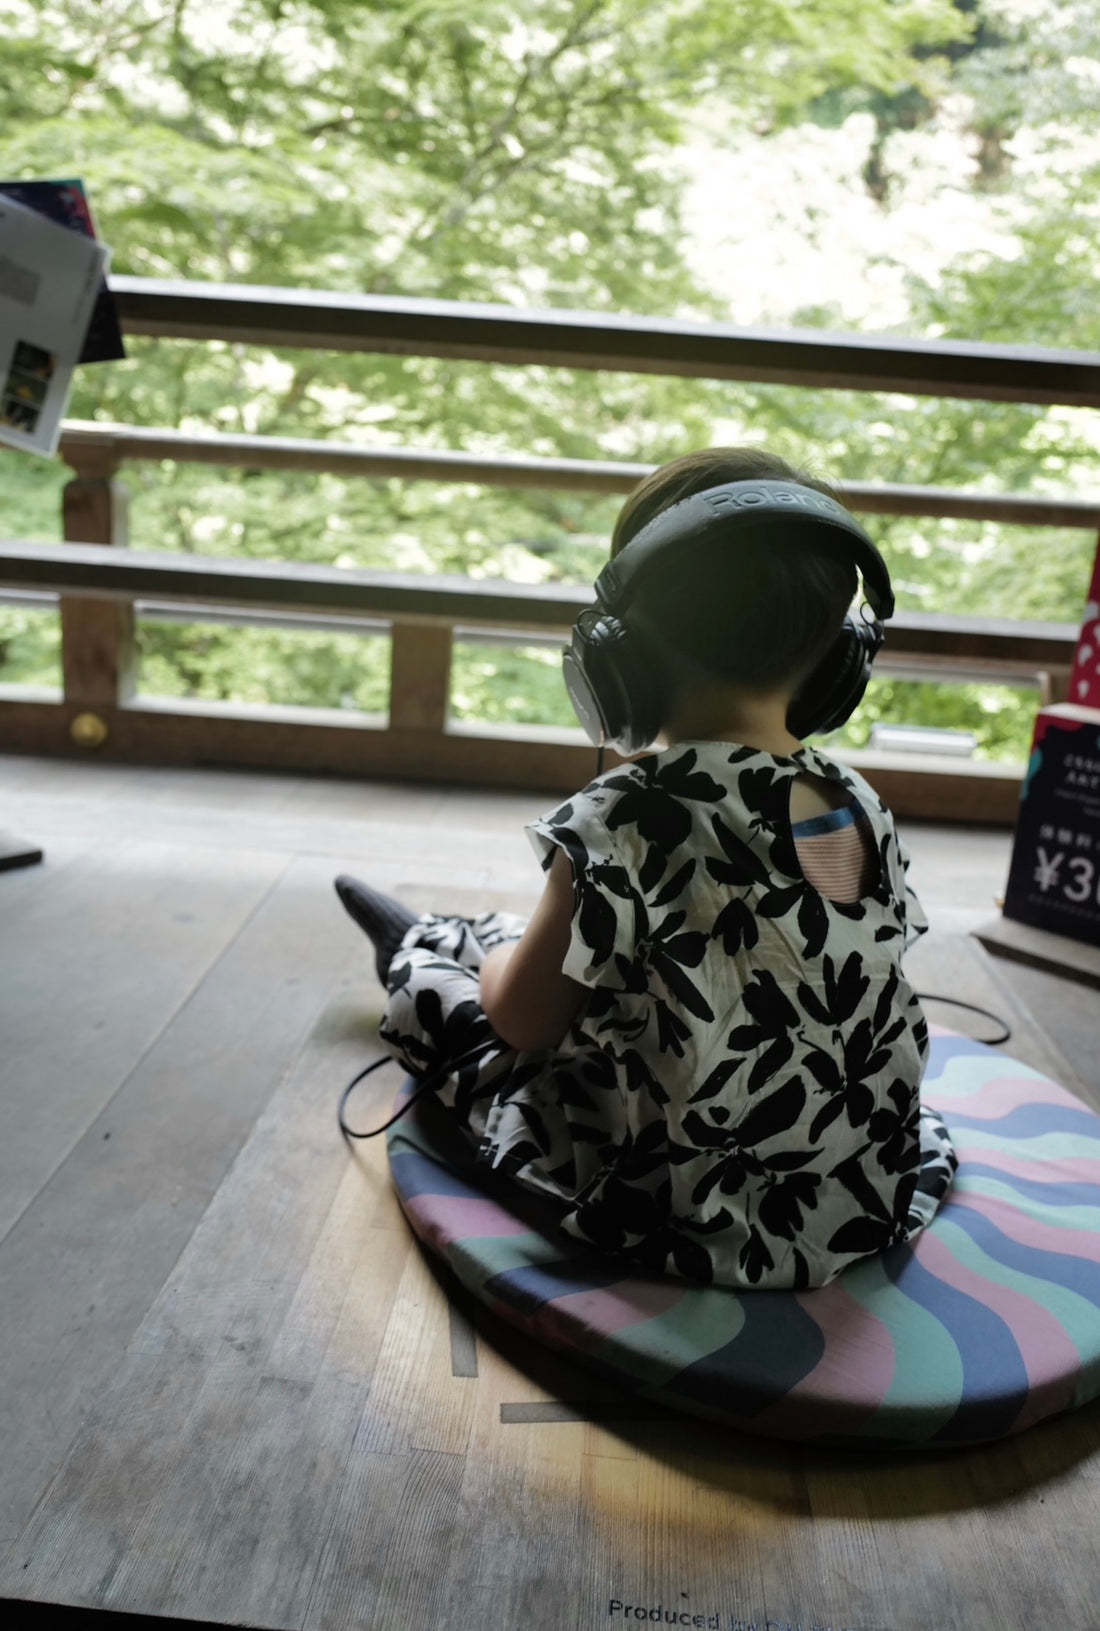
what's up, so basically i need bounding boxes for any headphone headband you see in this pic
[596,480,894,621]
[563,477,894,754]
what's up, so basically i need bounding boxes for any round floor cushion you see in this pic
[386,1030,1100,1446]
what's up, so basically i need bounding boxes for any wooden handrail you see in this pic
[0,585,1065,687]
[0,540,590,630]
[57,422,1100,528]
[109,276,1100,407]
[0,541,1079,670]
[58,423,646,494]
[8,280,1098,817]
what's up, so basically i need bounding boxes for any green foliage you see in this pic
[0,606,61,688]
[133,614,1043,771]
[451,640,570,726]
[4,0,956,306]
[824,675,1040,763]
[707,382,1099,625]
[136,617,391,710]
[0,0,1096,769]
[949,0,1100,136]
[0,454,66,687]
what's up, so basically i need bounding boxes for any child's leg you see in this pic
[906,1104,959,1232]
[378,910,530,1145]
[394,909,530,971]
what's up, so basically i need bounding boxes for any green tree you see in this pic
[7,0,1095,763]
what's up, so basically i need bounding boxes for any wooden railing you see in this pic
[111,277,1100,404]
[1,278,1098,823]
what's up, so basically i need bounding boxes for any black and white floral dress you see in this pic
[379,740,957,1291]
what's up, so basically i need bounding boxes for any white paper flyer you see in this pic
[0,192,109,457]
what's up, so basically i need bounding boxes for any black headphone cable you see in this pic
[912,992,1012,1046]
[338,1042,490,1141]
[339,990,1010,1143]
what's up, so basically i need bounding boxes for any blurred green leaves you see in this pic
[1,0,1097,766]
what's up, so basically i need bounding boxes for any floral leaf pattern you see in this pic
[379,741,957,1292]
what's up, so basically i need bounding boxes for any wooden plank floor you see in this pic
[2,753,1099,1631]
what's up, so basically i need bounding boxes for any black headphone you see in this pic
[562,480,894,757]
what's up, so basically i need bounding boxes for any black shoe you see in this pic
[334,875,419,985]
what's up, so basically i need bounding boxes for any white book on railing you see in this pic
[0,193,107,458]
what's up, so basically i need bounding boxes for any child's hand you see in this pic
[479,848,586,1051]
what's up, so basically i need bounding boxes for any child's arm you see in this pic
[479,847,587,1052]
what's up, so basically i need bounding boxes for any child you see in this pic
[335,447,957,1291]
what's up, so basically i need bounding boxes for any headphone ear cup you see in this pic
[564,612,666,756]
[787,615,883,738]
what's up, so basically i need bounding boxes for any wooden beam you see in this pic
[56,424,1100,528]
[837,482,1100,530]
[0,696,1026,822]
[60,472,135,709]
[0,539,592,631]
[58,423,649,496]
[839,747,1022,824]
[0,542,1081,670]
[884,609,1079,666]
[389,624,453,731]
[973,914,1100,991]
[59,598,137,708]
[109,276,1100,407]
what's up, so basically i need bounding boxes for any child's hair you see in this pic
[611,447,858,697]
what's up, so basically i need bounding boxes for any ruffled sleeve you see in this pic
[526,784,640,991]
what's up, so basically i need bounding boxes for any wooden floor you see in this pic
[2,752,1099,1631]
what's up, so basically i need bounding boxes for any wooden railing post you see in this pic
[389,621,453,732]
[60,441,135,715]
[1039,668,1073,706]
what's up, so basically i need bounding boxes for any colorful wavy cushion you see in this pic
[386,1030,1100,1446]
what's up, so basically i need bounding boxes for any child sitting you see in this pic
[335,447,957,1290]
